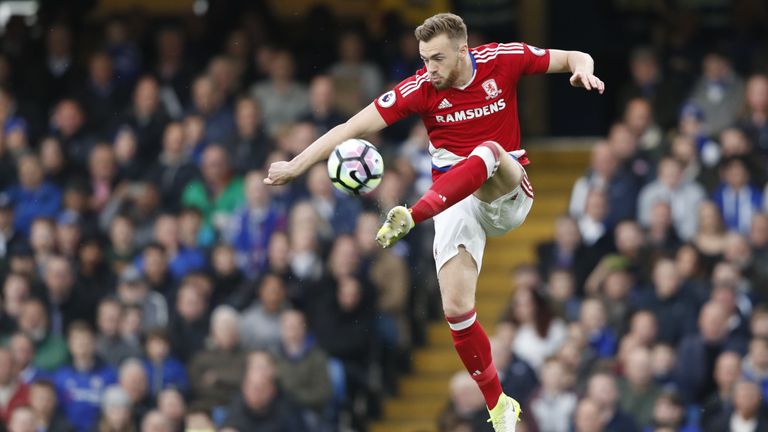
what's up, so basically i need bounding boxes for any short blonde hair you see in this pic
[414,13,467,43]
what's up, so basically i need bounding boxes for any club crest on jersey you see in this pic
[482,79,501,100]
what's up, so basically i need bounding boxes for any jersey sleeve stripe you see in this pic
[472,43,523,57]
[475,50,525,63]
[401,77,430,97]
[474,48,524,60]
[399,73,429,93]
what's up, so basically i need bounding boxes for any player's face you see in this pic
[419,34,467,90]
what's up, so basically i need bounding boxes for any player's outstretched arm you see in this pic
[264,103,388,185]
[547,49,605,94]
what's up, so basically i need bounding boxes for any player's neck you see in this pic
[453,51,474,89]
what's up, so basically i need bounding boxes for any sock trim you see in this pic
[446,309,477,331]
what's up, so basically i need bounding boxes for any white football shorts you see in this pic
[432,158,533,274]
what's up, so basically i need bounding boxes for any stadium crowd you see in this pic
[0,1,764,432]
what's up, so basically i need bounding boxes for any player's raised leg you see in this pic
[439,247,521,431]
[376,140,525,248]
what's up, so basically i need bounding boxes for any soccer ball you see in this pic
[327,139,384,195]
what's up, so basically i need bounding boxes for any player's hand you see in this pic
[264,160,298,186]
[570,69,605,94]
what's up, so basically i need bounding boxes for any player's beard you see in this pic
[431,56,462,90]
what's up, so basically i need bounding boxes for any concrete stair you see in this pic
[370,147,589,432]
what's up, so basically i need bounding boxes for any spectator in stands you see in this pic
[9,332,41,384]
[688,52,745,135]
[546,270,581,322]
[250,50,309,136]
[53,321,118,432]
[274,309,332,415]
[632,258,697,346]
[35,24,80,113]
[140,410,173,432]
[78,52,127,137]
[537,215,594,292]
[28,379,73,432]
[142,329,188,398]
[741,338,768,401]
[580,298,618,358]
[112,75,170,167]
[184,410,214,432]
[239,274,289,351]
[51,99,95,169]
[750,213,768,294]
[693,201,728,268]
[676,301,748,405]
[585,372,639,431]
[145,123,196,213]
[735,74,768,155]
[623,97,662,153]
[116,266,168,331]
[44,254,91,336]
[5,154,62,235]
[645,201,682,253]
[188,306,246,412]
[208,243,246,307]
[700,351,741,425]
[112,127,141,181]
[303,75,344,135]
[705,379,768,432]
[95,298,142,367]
[167,283,208,362]
[39,137,69,189]
[329,31,383,114]
[182,145,244,233]
[87,144,118,213]
[577,189,611,248]
[95,385,134,432]
[510,287,567,369]
[529,357,578,432]
[713,156,763,234]
[16,298,67,371]
[118,359,152,424]
[573,398,608,432]
[311,275,373,406]
[618,346,662,428]
[29,217,56,268]
[224,97,272,174]
[187,75,234,145]
[3,272,30,325]
[227,170,285,278]
[0,347,28,423]
[570,142,638,227]
[617,47,687,130]
[222,368,307,431]
[149,213,205,281]
[638,157,706,241]
[156,389,185,432]
[647,390,695,432]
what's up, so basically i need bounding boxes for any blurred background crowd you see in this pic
[0,0,762,432]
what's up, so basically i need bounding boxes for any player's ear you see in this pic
[458,42,468,56]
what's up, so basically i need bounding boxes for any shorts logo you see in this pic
[378,90,396,108]
[482,79,501,100]
[528,45,546,57]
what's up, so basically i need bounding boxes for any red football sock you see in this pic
[447,308,503,409]
[410,142,501,224]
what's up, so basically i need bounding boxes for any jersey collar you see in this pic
[454,51,477,90]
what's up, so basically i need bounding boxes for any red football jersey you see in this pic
[374,42,550,178]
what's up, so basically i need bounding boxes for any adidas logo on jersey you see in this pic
[438,98,453,109]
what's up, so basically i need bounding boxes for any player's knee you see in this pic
[441,295,475,317]
[470,141,502,178]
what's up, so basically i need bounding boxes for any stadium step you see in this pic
[370,147,590,432]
